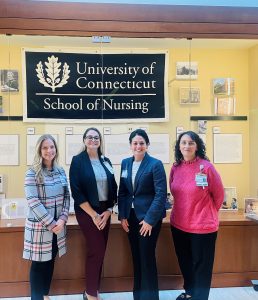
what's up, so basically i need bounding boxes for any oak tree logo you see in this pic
[36,55,70,92]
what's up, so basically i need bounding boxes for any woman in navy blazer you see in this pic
[118,129,167,300]
[69,127,117,300]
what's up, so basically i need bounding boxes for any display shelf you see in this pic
[190,116,247,121]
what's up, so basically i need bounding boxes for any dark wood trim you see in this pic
[0,116,23,121]
[1,1,258,38]
[190,116,248,121]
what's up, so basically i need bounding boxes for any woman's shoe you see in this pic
[176,293,192,300]
[83,291,88,300]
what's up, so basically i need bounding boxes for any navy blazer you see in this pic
[69,151,117,212]
[118,153,167,226]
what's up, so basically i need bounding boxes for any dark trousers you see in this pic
[76,204,110,297]
[128,208,162,300]
[171,226,217,300]
[30,234,58,300]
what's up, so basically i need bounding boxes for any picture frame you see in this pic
[0,70,19,92]
[179,87,200,104]
[220,187,238,210]
[176,61,198,80]
[213,78,235,96]
[244,198,258,215]
[214,96,235,115]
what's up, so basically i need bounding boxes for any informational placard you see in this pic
[213,133,242,163]
[65,134,83,165]
[0,135,19,166]
[27,134,58,165]
[22,49,169,123]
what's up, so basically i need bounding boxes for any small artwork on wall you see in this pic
[213,78,235,96]
[179,87,200,104]
[214,96,235,115]
[176,62,198,80]
[0,70,19,92]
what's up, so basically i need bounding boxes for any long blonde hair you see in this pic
[31,134,59,183]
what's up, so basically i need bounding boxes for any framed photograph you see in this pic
[220,187,238,210]
[0,70,19,92]
[244,198,258,215]
[213,78,235,96]
[176,61,198,80]
[179,87,200,104]
[214,96,235,115]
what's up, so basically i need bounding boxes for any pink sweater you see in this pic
[170,157,224,234]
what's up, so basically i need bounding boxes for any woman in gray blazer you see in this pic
[118,129,167,300]
[23,134,70,300]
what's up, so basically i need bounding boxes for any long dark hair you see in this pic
[81,127,103,157]
[174,130,209,165]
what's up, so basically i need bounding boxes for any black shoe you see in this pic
[83,291,88,300]
[176,293,192,300]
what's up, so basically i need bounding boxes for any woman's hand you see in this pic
[98,210,111,230]
[139,220,152,236]
[52,219,65,234]
[121,219,129,233]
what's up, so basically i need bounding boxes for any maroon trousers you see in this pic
[76,207,110,297]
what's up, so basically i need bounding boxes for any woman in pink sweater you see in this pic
[169,131,224,300]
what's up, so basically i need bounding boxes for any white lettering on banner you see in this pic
[76,77,156,90]
[103,99,149,113]
[44,98,83,110]
[76,62,143,79]
[43,97,149,113]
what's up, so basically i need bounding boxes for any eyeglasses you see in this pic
[180,141,196,146]
[86,136,100,141]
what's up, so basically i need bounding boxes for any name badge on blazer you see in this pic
[121,169,128,178]
[103,161,114,174]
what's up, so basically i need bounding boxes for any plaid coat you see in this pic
[23,167,70,262]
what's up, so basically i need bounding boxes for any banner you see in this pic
[22,49,168,123]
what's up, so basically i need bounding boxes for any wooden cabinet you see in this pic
[0,211,258,297]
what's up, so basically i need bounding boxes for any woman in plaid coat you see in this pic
[23,134,70,300]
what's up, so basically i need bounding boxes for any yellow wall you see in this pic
[249,45,258,197]
[0,37,255,209]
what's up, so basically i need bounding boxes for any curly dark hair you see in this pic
[174,130,209,165]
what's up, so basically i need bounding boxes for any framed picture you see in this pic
[214,96,235,115]
[220,187,238,210]
[176,61,198,80]
[244,198,258,215]
[0,70,19,92]
[179,87,200,104]
[213,78,235,96]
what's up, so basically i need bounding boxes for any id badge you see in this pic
[195,174,208,187]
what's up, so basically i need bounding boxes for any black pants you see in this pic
[30,234,58,300]
[171,226,217,300]
[128,208,162,300]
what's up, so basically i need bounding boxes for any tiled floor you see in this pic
[1,287,258,300]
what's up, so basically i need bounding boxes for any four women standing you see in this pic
[24,129,224,300]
